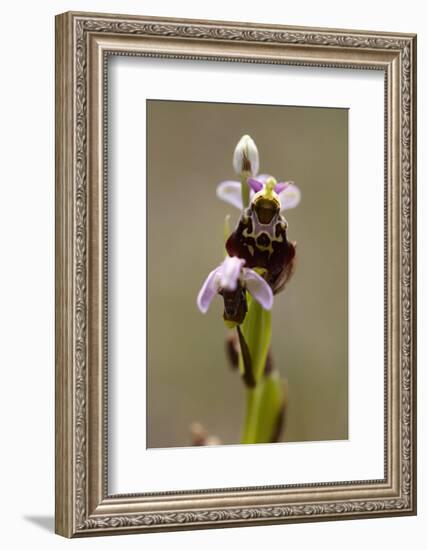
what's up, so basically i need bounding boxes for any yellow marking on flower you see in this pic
[264,177,277,196]
[252,177,281,225]
[256,241,274,256]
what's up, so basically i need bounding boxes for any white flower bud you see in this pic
[232,134,259,177]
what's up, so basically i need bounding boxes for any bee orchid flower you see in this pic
[224,176,297,294]
[197,256,273,323]
[217,173,301,212]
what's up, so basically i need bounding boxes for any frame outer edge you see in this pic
[54,10,417,537]
[62,10,417,39]
[409,34,417,514]
[55,12,75,538]
[413,35,417,514]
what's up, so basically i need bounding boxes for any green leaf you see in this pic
[254,373,285,443]
[241,373,285,444]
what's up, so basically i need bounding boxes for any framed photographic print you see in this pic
[55,11,417,537]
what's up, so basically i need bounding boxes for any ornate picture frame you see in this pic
[55,11,417,537]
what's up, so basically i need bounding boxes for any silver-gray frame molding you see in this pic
[55,11,416,537]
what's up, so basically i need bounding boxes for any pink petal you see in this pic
[278,183,301,211]
[247,177,263,193]
[219,256,245,291]
[274,181,290,194]
[216,181,243,209]
[197,267,220,314]
[242,268,273,310]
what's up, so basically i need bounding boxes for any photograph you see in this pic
[146,100,348,448]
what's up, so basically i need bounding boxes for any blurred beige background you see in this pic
[147,100,348,448]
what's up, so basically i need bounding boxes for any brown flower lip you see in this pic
[225,207,297,294]
[220,283,248,325]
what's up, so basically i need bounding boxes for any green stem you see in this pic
[239,297,283,443]
[241,298,271,383]
[241,172,250,208]
[236,325,256,388]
